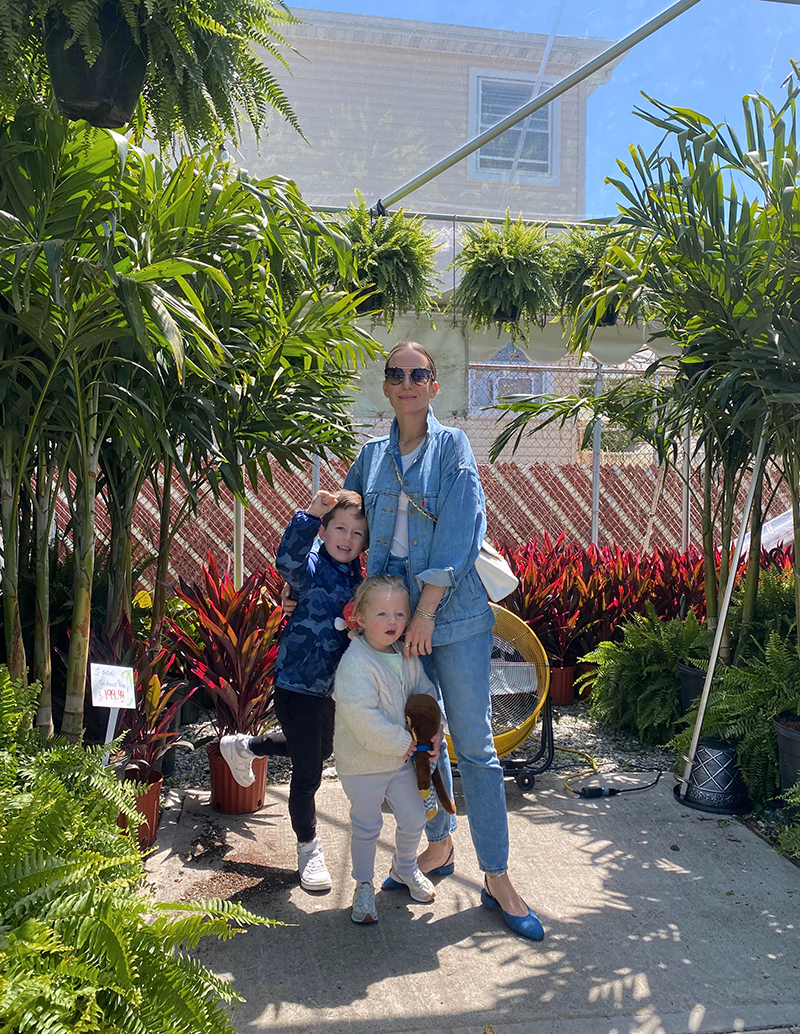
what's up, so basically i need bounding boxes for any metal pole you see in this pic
[372,0,703,214]
[591,362,603,544]
[682,416,691,551]
[312,455,321,496]
[233,493,244,590]
[678,428,768,797]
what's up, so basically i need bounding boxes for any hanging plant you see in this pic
[1,0,301,146]
[448,212,554,342]
[549,225,617,327]
[321,192,440,329]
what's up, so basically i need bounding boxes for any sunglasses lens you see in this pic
[384,367,433,385]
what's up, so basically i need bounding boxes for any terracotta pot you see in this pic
[207,742,268,814]
[548,665,576,706]
[118,769,163,849]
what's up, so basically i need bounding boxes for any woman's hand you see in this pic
[427,723,443,763]
[402,611,435,656]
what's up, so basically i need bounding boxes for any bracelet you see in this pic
[415,608,437,621]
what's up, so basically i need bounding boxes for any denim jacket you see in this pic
[344,410,493,646]
[274,510,363,697]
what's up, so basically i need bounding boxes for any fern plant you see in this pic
[321,193,440,328]
[0,665,279,1033]
[0,0,301,147]
[675,632,800,805]
[585,607,711,746]
[449,212,554,342]
[549,225,616,326]
[777,779,800,860]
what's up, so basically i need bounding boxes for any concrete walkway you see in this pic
[148,770,800,1034]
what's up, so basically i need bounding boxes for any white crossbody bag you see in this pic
[392,458,518,602]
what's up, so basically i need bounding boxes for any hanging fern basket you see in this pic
[44,1,148,128]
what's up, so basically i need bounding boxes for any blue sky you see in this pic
[293,0,800,217]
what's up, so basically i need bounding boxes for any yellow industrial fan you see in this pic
[446,604,553,790]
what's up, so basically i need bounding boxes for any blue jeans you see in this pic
[385,556,509,874]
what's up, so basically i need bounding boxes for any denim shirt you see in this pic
[274,510,363,697]
[344,410,493,647]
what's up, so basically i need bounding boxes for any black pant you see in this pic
[250,687,334,844]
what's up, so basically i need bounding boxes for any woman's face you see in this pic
[382,346,438,418]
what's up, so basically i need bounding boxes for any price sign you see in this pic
[91,664,136,710]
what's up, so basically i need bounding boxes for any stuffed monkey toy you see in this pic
[404,694,456,819]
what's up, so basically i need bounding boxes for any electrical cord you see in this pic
[568,770,663,799]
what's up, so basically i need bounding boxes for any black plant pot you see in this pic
[673,737,750,815]
[774,712,800,791]
[677,661,705,717]
[493,304,520,323]
[44,1,148,128]
[597,302,617,327]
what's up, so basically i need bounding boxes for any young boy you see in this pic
[220,489,367,891]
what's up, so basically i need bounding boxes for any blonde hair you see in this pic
[352,574,410,618]
[384,341,437,380]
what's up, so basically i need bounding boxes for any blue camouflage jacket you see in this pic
[344,409,494,647]
[274,511,363,697]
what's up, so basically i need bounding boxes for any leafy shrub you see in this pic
[0,665,277,1033]
[728,568,797,661]
[585,608,711,746]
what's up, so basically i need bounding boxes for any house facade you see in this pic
[237,10,638,463]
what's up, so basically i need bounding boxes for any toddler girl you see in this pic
[333,574,441,924]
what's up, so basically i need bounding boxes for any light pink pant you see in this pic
[339,763,426,884]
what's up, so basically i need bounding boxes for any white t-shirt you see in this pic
[390,442,423,557]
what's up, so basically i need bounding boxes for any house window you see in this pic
[469,72,559,184]
[469,345,554,416]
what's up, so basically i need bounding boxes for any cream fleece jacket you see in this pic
[332,636,437,776]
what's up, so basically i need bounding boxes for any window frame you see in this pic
[467,68,561,186]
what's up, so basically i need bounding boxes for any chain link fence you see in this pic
[91,356,793,591]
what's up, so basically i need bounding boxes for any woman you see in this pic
[343,341,544,941]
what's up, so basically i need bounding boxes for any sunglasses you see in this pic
[384,366,434,386]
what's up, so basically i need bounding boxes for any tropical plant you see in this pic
[449,212,553,341]
[586,607,711,746]
[0,664,279,1033]
[166,556,283,737]
[0,104,377,739]
[91,618,194,774]
[321,192,441,327]
[0,0,301,147]
[491,70,800,666]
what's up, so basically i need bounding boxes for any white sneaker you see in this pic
[297,837,332,891]
[351,881,378,924]
[385,866,435,902]
[219,734,256,787]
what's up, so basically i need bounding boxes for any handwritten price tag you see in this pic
[91,664,135,710]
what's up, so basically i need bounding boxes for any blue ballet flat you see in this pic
[422,847,454,878]
[480,883,545,942]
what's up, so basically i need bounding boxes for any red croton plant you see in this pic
[499,533,707,667]
[166,555,283,738]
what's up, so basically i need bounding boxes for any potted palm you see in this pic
[320,193,440,328]
[2,0,300,144]
[449,212,553,342]
[166,555,283,815]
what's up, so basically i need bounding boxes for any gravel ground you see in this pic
[164,699,675,792]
